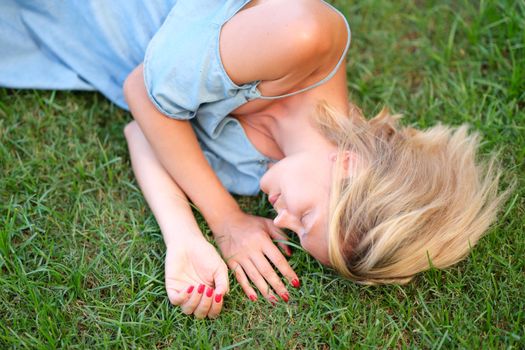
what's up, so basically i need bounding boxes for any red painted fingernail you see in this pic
[197,284,205,294]
[291,278,300,288]
[249,295,257,302]
[186,285,194,293]
[281,293,289,303]
[269,295,278,305]
[215,294,222,303]
[206,287,213,298]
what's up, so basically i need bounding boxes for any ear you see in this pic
[330,151,359,178]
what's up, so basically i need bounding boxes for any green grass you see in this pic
[1,0,524,348]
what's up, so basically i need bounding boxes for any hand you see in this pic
[164,235,229,319]
[212,211,299,304]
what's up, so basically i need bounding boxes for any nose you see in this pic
[273,209,305,235]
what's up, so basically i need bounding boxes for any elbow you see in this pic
[123,120,139,140]
[124,120,142,144]
[123,65,144,120]
[123,72,136,108]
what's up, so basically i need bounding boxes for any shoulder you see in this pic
[279,0,347,48]
[261,1,339,51]
[220,0,348,85]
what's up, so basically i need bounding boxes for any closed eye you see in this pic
[300,211,312,232]
[300,211,309,224]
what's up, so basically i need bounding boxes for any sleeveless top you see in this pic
[0,0,351,195]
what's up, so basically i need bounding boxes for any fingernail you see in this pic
[291,278,300,288]
[215,294,222,303]
[280,292,289,303]
[249,295,257,302]
[197,284,205,294]
[206,287,213,298]
[186,285,194,294]
[269,295,278,305]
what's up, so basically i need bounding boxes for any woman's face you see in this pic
[260,148,337,265]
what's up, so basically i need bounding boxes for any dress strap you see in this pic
[256,1,351,100]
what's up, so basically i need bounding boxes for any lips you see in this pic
[268,193,280,206]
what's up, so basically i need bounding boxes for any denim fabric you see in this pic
[0,0,176,107]
[0,0,350,196]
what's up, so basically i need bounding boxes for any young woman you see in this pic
[0,0,505,319]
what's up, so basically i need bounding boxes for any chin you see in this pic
[308,251,331,266]
[318,257,332,267]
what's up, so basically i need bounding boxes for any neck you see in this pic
[236,66,349,160]
[271,97,317,156]
[273,66,350,156]
[272,91,348,157]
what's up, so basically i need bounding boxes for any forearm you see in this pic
[124,121,202,246]
[124,65,241,232]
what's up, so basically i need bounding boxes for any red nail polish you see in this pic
[291,278,300,288]
[197,284,205,294]
[215,294,222,303]
[269,295,278,305]
[249,295,257,302]
[206,287,213,298]
[186,285,194,293]
[281,293,289,303]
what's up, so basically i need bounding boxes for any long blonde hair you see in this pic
[314,101,508,285]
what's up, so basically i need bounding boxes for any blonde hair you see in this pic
[313,101,509,285]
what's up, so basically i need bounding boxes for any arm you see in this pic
[122,2,333,302]
[124,65,240,231]
[124,120,228,318]
[124,70,297,303]
[124,120,202,246]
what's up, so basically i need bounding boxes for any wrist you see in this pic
[161,220,205,248]
[208,207,247,238]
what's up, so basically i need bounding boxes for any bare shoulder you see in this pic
[220,0,348,87]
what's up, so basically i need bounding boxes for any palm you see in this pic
[165,238,227,293]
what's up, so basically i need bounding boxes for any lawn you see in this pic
[1,0,524,348]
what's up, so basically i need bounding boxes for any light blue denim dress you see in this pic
[0,0,350,195]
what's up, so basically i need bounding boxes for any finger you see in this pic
[264,243,300,289]
[206,265,229,318]
[213,264,229,297]
[167,285,193,306]
[250,254,289,303]
[193,286,214,319]
[267,222,293,256]
[282,244,293,257]
[241,258,278,305]
[207,291,224,319]
[180,284,205,315]
[229,262,258,302]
